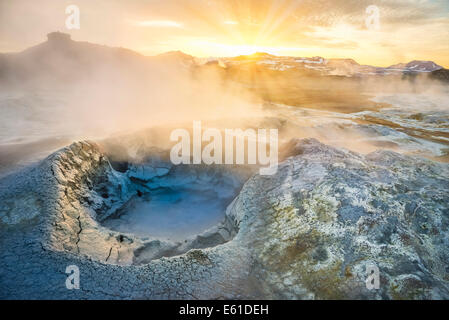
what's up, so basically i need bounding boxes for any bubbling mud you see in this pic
[102,162,248,241]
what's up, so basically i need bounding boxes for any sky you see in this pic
[0,0,448,67]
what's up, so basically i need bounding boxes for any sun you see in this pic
[186,39,285,57]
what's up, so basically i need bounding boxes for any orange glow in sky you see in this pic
[0,0,448,67]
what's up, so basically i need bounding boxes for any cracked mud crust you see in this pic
[1,139,449,299]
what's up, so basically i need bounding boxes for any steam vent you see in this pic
[1,139,449,299]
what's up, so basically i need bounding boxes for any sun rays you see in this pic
[0,0,448,66]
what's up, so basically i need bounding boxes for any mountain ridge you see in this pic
[0,31,446,84]
[3,32,446,70]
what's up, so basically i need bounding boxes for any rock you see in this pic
[227,138,449,299]
[1,138,448,299]
[0,141,251,299]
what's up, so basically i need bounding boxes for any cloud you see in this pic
[131,20,184,28]
[0,0,448,66]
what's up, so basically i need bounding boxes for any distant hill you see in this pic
[0,32,145,83]
[0,33,446,86]
[219,52,445,78]
[429,68,449,82]
[231,52,276,61]
[153,50,196,67]
[387,60,442,73]
[0,32,191,87]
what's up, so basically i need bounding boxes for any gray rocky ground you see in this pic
[1,139,448,299]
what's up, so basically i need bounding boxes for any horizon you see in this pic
[2,30,448,70]
[0,0,448,68]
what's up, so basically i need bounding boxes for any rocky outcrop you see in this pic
[0,141,251,299]
[46,141,140,263]
[229,138,449,299]
[1,139,448,299]
[30,141,241,266]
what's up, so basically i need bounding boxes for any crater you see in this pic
[92,150,255,264]
[48,141,254,265]
[102,162,248,242]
